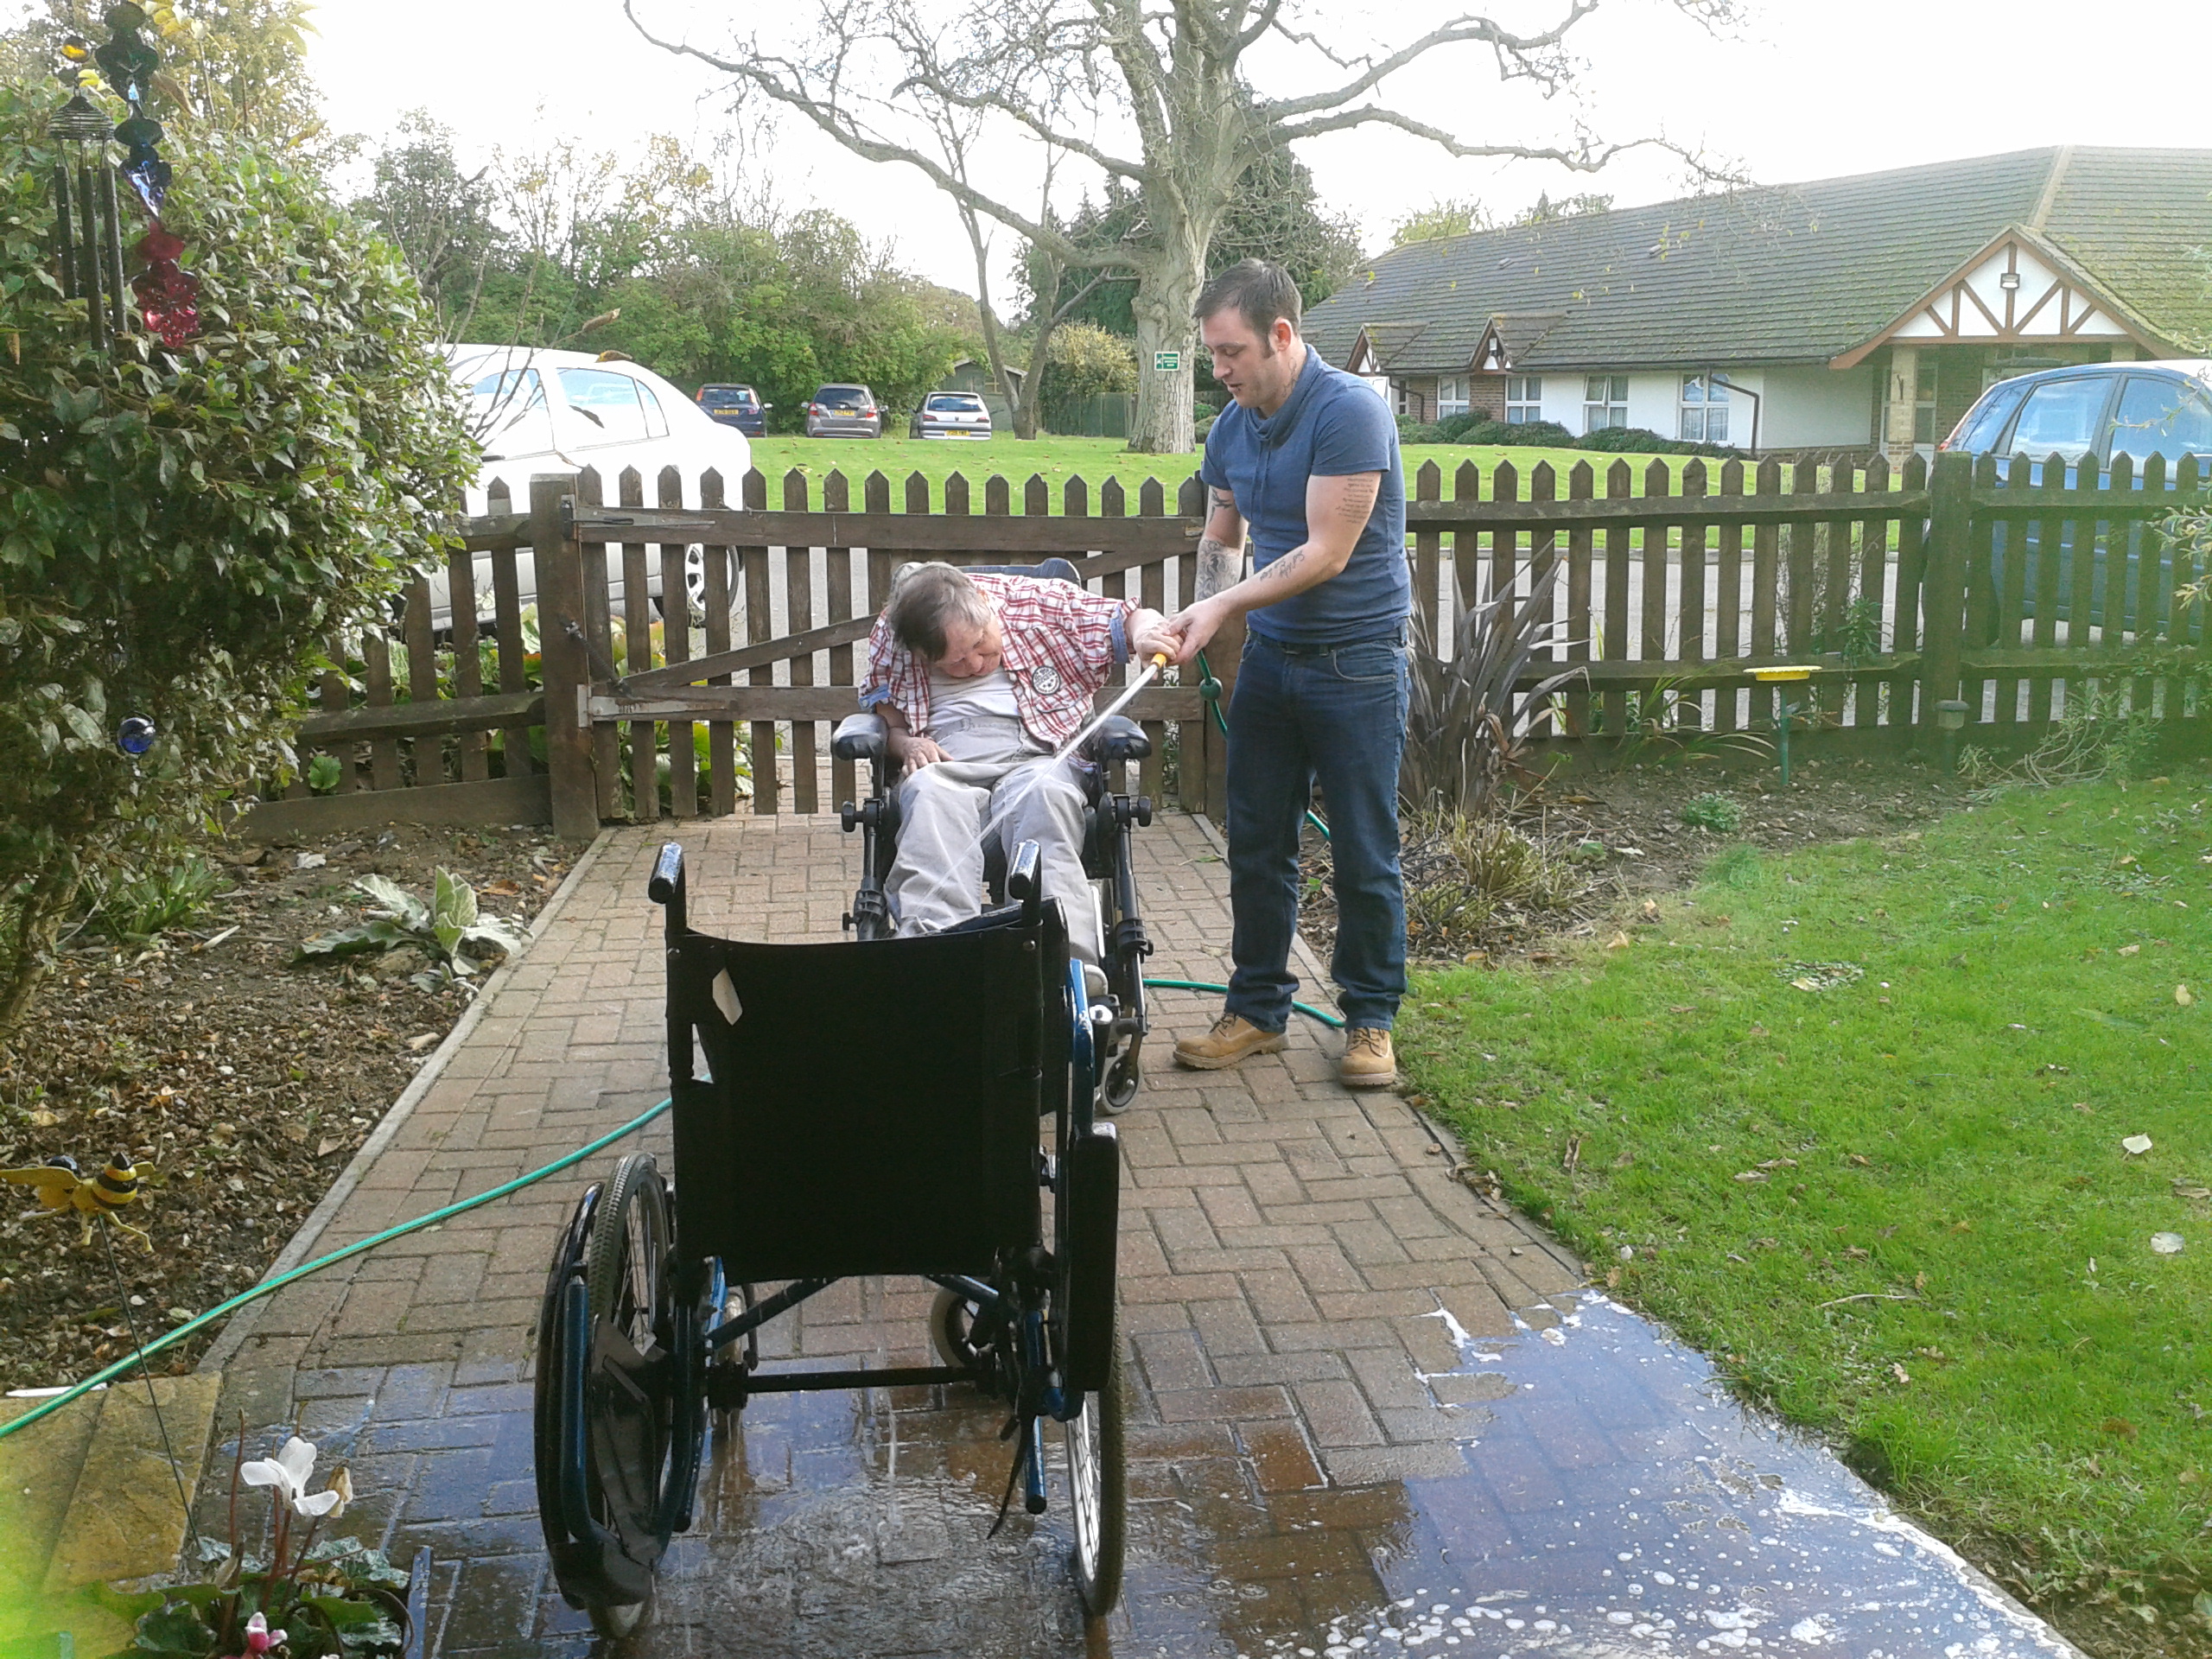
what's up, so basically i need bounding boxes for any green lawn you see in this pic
[1403,768,2212,1624]
[747,434,1712,510]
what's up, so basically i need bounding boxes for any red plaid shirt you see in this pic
[861,573,1137,748]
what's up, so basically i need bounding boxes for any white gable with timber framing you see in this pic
[1831,228,2153,370]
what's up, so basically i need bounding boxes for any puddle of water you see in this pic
[1226,1293,2079,1659]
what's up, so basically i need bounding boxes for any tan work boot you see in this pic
[1338,1027,1396,1090]
[1173,1014,1287,1071]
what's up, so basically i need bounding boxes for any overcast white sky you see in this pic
[26,0,2212,297]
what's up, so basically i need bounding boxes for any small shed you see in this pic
[937,359,1024,428]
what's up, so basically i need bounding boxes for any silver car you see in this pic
[804,384,883,438]
[912,391,993,440]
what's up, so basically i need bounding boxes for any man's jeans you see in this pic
[1223,632,1409,1033]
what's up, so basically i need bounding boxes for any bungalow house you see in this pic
[1304,147,2212,463]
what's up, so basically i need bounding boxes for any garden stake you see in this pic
[99,1214,202,1554]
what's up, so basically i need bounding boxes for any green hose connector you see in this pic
[0,1097,675,1444]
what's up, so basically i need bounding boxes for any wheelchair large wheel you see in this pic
[578,1154,678,1638]
[1062,1301,1128,1618]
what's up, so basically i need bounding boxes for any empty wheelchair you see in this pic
[829,557,1158,1110]
[533,840,1129,1636]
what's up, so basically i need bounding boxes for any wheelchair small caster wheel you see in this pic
[1103,1056,1140,1113]
[588,1592,648,1640]
[928,1287,988,1376]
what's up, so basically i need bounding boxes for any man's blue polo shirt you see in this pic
[1199,346,1408,648]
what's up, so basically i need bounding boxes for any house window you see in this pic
[1437,376,1471,419]
[1505,375,1542,424]
[1912,356,1939,447]
[1583,374,1629,431]
[1679,372,1729,443]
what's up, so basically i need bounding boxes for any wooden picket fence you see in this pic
[237,451,2209,840]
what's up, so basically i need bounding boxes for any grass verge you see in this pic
[1402,766,2212,1640]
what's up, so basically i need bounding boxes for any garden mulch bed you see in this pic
[1300,753,1973,964]
[0,823,568,1395]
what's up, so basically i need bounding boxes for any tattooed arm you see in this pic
[1193,486,1246,602]
[1163,472,1382,664]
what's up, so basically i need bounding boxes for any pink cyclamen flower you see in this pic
[243,1611,283,1653]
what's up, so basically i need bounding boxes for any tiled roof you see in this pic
[1306,147,2212,372]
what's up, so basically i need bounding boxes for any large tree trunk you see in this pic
[1126,233,1206,454]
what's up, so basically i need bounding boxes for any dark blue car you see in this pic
[1942,360,2210,643]
[696,383,767,437]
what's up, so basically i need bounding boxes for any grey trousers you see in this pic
[885,716,1103,963]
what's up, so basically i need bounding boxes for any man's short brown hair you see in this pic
[883,562,992,662]
[1195,258,1303,341]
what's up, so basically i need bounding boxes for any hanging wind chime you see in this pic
[48,3,199,351]
[47,7,183,760]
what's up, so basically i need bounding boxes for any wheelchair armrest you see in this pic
[1080,715,1151,766]
[832,710,887,762]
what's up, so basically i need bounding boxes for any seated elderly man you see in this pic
[860,562,1171,969]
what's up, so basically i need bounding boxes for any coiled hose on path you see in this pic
[0,982,1340,1442]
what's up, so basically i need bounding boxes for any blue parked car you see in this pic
[1941,360,2211,642]
[696,383,768,436]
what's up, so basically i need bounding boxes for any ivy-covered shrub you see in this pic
[0,81,475,1033]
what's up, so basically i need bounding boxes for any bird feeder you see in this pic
[1749,664,1820,786]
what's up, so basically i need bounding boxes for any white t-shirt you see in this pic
[927,665,1020,727]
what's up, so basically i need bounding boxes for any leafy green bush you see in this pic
[1576,423,1742,460]
[80,853,221,944]
[1679,791,1745,834]
[0,82,475,1034]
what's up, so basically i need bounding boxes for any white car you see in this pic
[430,346,753,628]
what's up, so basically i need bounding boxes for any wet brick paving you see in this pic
[194,814,2081,1658]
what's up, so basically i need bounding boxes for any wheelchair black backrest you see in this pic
[657,849,1071,1281]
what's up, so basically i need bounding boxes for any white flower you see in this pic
[239,1435,345,1518]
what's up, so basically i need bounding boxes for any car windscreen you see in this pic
[817,388,868,410]
[2110,376,2212,465]
[699,387,753,408]
[927,395,985,412]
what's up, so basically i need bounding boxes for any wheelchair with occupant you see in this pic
[829,556,1158,1111]
[531,560,1154,1637]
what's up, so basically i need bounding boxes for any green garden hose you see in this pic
[1142,978,1344,1031]
[1194,648,1332,842]
[0,980,1338,1445]
[0,1097,675,1444]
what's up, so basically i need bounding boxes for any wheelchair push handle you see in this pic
[648,842,688,938]
[1005,838,1043,921]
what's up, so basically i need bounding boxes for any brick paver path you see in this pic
[200,811,2075,1659]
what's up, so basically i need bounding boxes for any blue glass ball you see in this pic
[117,715,156,755]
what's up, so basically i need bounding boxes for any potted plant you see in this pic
[118,1433,413,1656]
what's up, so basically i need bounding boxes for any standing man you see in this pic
[1162,258,1409,1089]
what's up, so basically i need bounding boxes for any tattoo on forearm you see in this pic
[1209,486,1236,513]
[1333,476,1381,524]
[1195,534,1242,600]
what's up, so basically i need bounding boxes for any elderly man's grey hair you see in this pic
[884,562,993,663]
